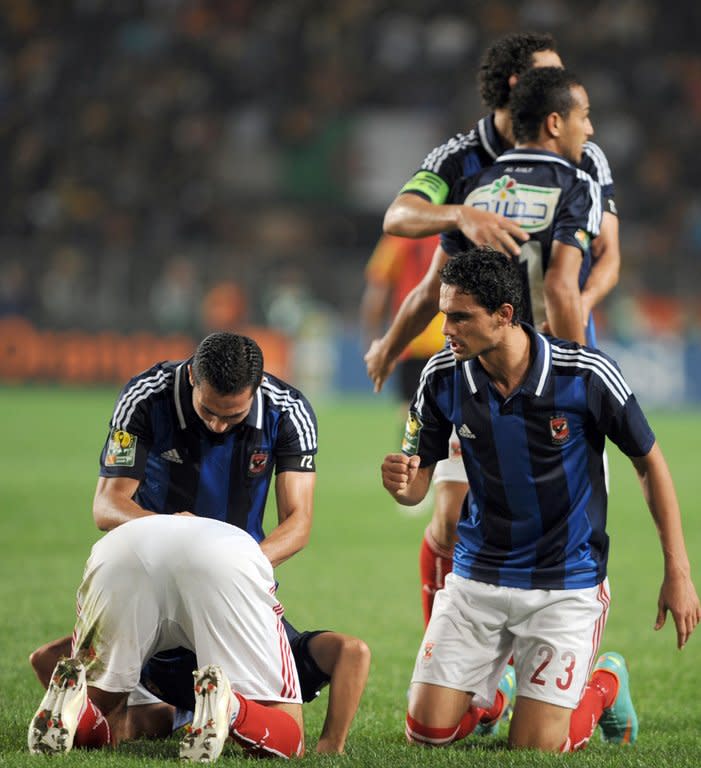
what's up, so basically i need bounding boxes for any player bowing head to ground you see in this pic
[382,247,699,752]
[28,516,305,761]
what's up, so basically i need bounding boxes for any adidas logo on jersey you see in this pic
[160,448,183,464]
[458,423,476,439]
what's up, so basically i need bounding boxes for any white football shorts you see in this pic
[411,572,610,710]
[72,516,301,704]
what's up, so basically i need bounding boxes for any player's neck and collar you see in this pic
[478,111,512,160]
[462,324,552,402]
[172,359,266,433]
[502,143,576,169]
[490,108,515,151]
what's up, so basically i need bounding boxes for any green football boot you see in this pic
[594,651,638,745]
[475,663,516,736]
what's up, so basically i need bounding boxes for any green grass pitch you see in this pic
[1,387,699,766]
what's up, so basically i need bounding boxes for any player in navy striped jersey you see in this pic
[382,248,699,752]
[94,331,316,565]
[366,32,619,391]
[30,332,370,754]
[365,33,620,629]
[446,67,601,347]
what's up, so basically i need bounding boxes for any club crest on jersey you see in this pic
[248,451,269,475]
[422,642,434,661]
[550,415,570,445]
[401,412,423,456]
[105,428,137,466]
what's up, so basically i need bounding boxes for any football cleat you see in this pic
[28,658,87,754]
[474,663,516,736]
[594,651,638,745]
[179,664,239,762]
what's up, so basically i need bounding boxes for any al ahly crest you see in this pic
[549,415,570,445]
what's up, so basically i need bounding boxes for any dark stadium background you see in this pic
[1,1,700,402]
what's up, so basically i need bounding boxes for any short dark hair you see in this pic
[510,67,582,143]
[439,247,524,322]
[478,32,556,110]
[191,332,263,394]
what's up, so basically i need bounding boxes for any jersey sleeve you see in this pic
[401,365,452,467]
[585,351,655,457]
[272,387,319,474]
[99,377,155,479]
[581,141,617,216]
[552,172,603,252]
[397,132,473,204]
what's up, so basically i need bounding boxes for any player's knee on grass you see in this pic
[508,696,571,752]
[407,683,475,745]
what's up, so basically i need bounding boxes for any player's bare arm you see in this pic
[364,245,446,393]
[630,443,701,649]
[580,211,620,320]
[359,279,391,350]
[384,192,527,257]
[543,241,587,344]
[381,453,432,505]
[260,470,315,568]
[92,476,160,531]
[307,633,371,754]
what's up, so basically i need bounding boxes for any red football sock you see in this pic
[73,698,111,749]
[419,526,454,627]
[478,689,505,725]
[406,708,480,746]
[230,693,303,758]
[455,706,482,739]
[406,714,458,746]
[565,670,618,751]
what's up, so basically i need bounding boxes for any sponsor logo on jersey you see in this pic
[248,451,269,475]
[401,412,423,455]
[464,174,561,233]
[550,414,570,445]
[160,448,183,464]
[458,423,476,440]
[105,428,137,466]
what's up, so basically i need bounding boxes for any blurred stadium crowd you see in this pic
[1,0,700,342]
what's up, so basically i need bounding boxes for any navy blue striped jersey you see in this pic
[99,359,318,543]
[443,148,602,345]
[403,325,655,590]
[399,113,615,214]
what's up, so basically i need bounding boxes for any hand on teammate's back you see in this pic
[455,206,528,258]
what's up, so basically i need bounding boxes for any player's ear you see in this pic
[508,73,519,90]
[187,364,194,386]
[497,303,514,326]
[545,111,561,138]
